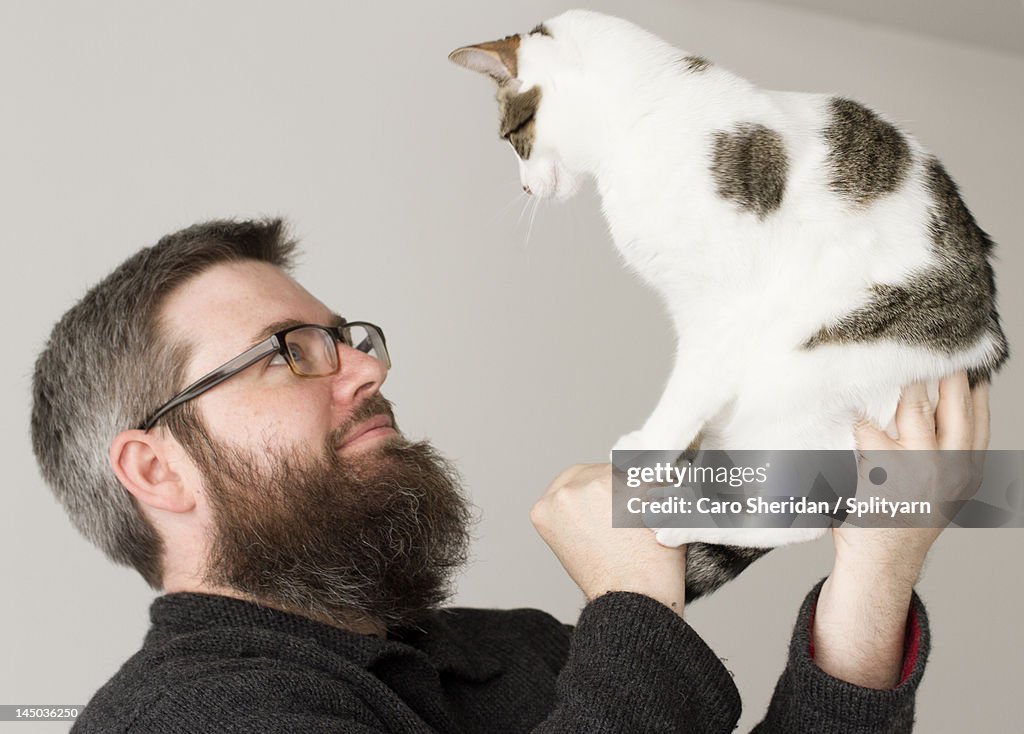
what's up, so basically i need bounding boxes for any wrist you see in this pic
[832,529,932,589]
[594,544,687,618]
[815,567,916,689]
[831,549,921,605]
[588,578,686,618]
[824,559,916,610]
[586,557,687,618]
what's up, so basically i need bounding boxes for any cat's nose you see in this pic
[523,184,532,195]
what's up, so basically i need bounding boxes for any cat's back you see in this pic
[753,88,930,219]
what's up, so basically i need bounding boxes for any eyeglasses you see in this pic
[139,321,390,431]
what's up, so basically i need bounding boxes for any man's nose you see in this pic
[329,343,388,406]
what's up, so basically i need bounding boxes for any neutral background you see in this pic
[3,1,1022,732]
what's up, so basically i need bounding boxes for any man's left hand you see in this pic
[812,372,990,689]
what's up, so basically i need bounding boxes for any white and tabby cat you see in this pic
[450,10,1007,597]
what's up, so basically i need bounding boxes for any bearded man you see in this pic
[32,219,989,733]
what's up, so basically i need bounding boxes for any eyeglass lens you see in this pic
[342,324,388,367]
[284,325,386,376]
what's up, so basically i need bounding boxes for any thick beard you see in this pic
[186,397,473,631]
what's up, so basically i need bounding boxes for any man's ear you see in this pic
[110,430,197,513]
[449,35,521,85]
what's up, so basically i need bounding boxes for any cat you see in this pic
[449,10,1008,599]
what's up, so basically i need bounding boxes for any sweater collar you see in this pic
[149,592,504,683]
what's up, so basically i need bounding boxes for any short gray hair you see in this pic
[31,218,298,588]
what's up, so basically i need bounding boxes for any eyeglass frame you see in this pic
[138,320,389,432]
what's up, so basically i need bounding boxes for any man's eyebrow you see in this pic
[249,313,347,345]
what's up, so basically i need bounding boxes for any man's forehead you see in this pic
[161,260,339,376]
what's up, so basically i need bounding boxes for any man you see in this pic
[32,218,989,732]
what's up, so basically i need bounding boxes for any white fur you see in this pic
[506,11,1003,548]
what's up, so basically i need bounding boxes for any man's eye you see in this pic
[287,343,307,363]
[268,352,289,367]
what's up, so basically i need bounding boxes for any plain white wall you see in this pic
[2,1,1021,732]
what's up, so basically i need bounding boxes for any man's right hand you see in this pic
[530,463,688,617]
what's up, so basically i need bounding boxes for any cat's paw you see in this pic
[610,429,679,470]
[653,527,696,548]
[612,429,659,454]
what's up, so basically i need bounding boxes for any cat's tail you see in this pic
[685,543,772,601]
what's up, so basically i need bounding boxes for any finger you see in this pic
[853,415,898,452]
[971,381,991,451]
[895,381,937,449]
[935,372,973,450]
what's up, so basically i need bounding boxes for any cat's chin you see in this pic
[522,159,581,201]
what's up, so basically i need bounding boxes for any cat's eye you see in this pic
[502,114,534,141]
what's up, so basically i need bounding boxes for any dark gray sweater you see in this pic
[72,580,928,733]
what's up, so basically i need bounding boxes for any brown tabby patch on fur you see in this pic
[710,123,788,218]
[681,55,711,73]
[497,85,542,160]
[804,157,1009,385]
[824,97,911,207]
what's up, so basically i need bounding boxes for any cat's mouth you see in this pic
[522,157,580,201]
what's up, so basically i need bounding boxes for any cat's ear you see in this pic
[449,36,520,85]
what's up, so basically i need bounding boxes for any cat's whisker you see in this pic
[515,195,533,229]
[525,194,542,247]
[490,191,529,224]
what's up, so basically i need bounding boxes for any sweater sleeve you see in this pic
[535,591,742,733]
[751,578,930,734]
